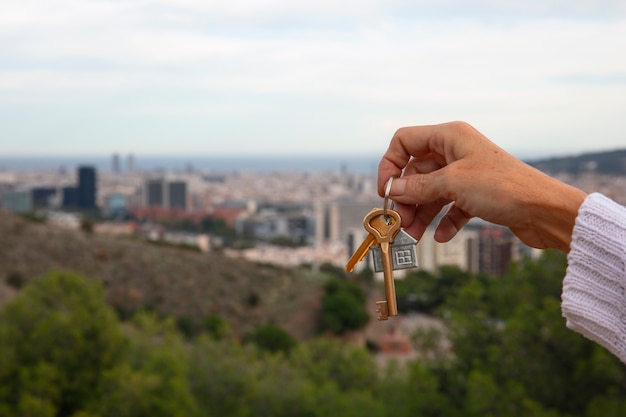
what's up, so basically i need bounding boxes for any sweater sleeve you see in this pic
[563,192,626,364]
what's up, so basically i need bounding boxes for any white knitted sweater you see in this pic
[563,192,626,364]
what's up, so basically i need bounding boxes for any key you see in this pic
[346,176,399,274]
[363,208,401,320]
[345,233,377,273]
[345,207,400,272]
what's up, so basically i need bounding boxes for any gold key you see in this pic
[345,233,377,273]
[345,208,397,272]
[363,208,402,320]
[346,176,399,274]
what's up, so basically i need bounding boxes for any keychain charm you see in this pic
[370,229,418,272]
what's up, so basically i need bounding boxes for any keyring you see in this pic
[383,176,395,221]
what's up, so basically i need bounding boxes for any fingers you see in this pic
[398,202,472,243]
[387,150,449,205]
[378,124,440,196]
[389,171,455,207]
[405,153,442,175]
[377,121,482,243]
[434,204,472,242]
[389,151,449,240]
[378,121,478,196]
[398,202,449,241]
[385,161,448,241]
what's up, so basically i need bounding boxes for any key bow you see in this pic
[362,208,401,243]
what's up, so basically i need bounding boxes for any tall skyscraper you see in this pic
[112,153,120,173]
[144,178,188,210]
[31,187,57,209]
[62,186,78,208]
[77,166,97,209]
[167,181,187,210]
[145,178,164,207]
[126,154,135,172]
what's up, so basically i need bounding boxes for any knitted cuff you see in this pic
[563,192,626,364]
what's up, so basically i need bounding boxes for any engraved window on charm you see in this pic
[395,249,413,266]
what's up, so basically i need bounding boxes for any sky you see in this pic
[1,0,626,159]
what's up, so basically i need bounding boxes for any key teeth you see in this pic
[376,301,389,321]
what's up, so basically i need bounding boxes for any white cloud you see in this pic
[1,0,626,155]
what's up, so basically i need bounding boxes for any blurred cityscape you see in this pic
[2,152,626,278]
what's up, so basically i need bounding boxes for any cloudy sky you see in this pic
[1,0,626,158]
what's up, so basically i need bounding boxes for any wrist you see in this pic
[529,176,587,252]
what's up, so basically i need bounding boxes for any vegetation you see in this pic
[0,270,123,416]
[319,277,370,334]
[2,250,626,416]
[394,265,471,313]
[0,211,323,340]
[244,322,298,354]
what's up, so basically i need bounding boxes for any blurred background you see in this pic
[1,1,626,416]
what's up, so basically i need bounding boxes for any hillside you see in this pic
[0,210,324,340]
[527,148,626,175]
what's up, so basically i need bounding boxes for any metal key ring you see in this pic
[383,176,395,221]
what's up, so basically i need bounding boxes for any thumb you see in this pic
[389,171,449,205]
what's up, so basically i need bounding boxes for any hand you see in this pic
[378,121,587,252]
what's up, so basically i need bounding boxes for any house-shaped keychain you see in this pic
[371,229,418,273]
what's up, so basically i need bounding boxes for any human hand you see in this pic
[378,121,587,252]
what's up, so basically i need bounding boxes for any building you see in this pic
[126,154,135,172]
[62,186,78,209]
[31,187,57,210]
[315,198,380,246]
[102,193,128,218]
[77,166,97,209]
[237,210,315,245]
[145,178,165,207]
[417,226,480,274]
[112,153,121,173]
[478,226,518,276]
[144,177,188,211]
[1,189,32,213]
[167,181,187,210]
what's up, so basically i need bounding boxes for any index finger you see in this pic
[377,121,480,196]
[377,124,442,196]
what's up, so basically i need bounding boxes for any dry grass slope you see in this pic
[0,210,323,340]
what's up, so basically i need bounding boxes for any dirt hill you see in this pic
[0,211,324,340]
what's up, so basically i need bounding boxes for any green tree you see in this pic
[189,334,385,417]
[291,338,378,393]
[441,250,626,416]
[313,387,384,417]
[376,360,451,417]
[0,270,122,416]
[248,355,319,417]
[91,312,199,417]
[204,314,232,339]
[396,266,468,313]
[245,323,298,355]
[319,278,369,334]
[188,336,258,417]
[319,262,348,279]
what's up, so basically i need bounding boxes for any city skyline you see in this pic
[1,1,626,158]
